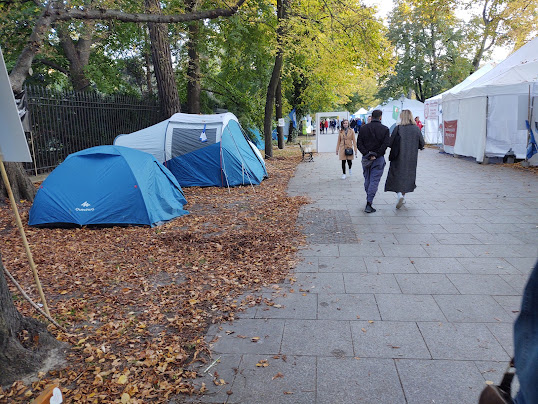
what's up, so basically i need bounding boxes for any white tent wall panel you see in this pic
[442,99,458,155]
[486,95,531,158]
[453,97,487,162]
[424,119,441,144]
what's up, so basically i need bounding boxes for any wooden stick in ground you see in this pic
[0,155,50,317]
[2,264,66,332]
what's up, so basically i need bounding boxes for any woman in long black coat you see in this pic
[385,109,425,209]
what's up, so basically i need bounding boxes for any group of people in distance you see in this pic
[336,109,425,213]
[319,118,340,133]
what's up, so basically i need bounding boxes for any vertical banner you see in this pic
[392,105,400,120]
[444,120,458,147]
[0,46,32,162]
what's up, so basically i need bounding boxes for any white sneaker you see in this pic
[396,192,405,209]
[348,168,352,176]
[341,174,346,180]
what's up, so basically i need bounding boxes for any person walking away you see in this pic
[336,119,357,179]
[324,119,329,133]
[385,109,425,209]
[357,109,390,213]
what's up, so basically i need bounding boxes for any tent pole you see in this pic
[527,85,532,161]
[0,154,50,317]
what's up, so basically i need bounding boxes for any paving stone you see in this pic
[471,233,526,245]
[433,233,481,244]
[492,295,522,320]
[423,209,460,217]
[504,257,537,274]
[343,273,401,294]
[422,244,475,258]
[209,319,285,355]
[395,274,459,294]
[317,357,406,404]
[379,244,430,257]
[475,360,520,394]
[456,257,521,275]
[369,224,410,233]
[255,292,317,320]
[317,293,380,321]
[225,354,316,404]
[441,223,488,233]
[364,257,417,273]
[418,322,509,361]
[292,257,319,273]
[393,233,441,245]
[500,274,532,294]
[376,294,446,321]
[317,256,366,273]
[338,243,384,257]
[447,274,518,295]
[396,359,487,404]
[405,224,449,233]
[280,319,353,356]
[416,216,456,225]
[411,257,469,274]
[300,209,359,244]
[486,323,515,356]
[298,244,339,257]
[434,294,513,323]
[290,272,345,294]
[350,321,431,359]
[185,354,242,403]
[466,244,538,258]
[355,232,399,244]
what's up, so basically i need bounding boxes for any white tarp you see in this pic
[424,64,493,144]
[442,36,538,160]
[0,46,32,162]
[377,98,425,131]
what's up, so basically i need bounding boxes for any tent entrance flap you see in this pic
[171,127,217,157]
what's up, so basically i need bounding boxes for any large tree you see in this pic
[380,0,472,102]
[464,0,538,71]
[0,255,64,386]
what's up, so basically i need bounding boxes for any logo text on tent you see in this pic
[76,201,95,212]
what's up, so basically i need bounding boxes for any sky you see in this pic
[362,0,512,64]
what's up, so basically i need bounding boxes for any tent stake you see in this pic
[0,154,50,317]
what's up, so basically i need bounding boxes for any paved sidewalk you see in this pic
[187,148,538,404]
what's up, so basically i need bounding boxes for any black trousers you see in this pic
[341,159,352,174]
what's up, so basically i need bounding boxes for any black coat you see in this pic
[357,120,390,157]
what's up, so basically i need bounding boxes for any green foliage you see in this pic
[379,0,473,101]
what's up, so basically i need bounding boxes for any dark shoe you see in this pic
[364,204,376,213]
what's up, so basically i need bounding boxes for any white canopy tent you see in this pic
[441,37,538,162]
[424,63,494,144]
[376,98,425,132]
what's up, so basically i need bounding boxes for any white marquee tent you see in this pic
[376,98,425,132]
[441,37,538,162]
[424,63,494,144]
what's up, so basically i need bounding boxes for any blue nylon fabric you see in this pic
[29,146,188,227]
[166,143,224,187]
[248,127,264,149]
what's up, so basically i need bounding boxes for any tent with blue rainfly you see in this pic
[114,113,267,187]
[29,145,188,227]
[248,127,264,149]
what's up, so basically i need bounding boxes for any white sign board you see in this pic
[0,46,32,162]
[425,100,439,120]
[277,118,285,127]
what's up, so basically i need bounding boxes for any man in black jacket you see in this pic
[357,109,390,213]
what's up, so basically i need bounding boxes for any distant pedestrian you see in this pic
[357,109,390,213]
[336,119,357,179]
[320,120,324,134]
[415,116,423,131]
[324,119,329,133]
[367,116,372,124]
[385,109,425,209]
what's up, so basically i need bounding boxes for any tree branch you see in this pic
[53,0,247,23]
[35,58,69,75]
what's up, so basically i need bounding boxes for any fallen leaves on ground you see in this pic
[0,148,308,403]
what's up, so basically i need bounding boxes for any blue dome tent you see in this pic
[29,146,188,227]
[114,113,267,187]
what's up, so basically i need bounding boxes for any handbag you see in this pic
[344,147,354,156]
[478,358,515,404]
[389,125,401,162]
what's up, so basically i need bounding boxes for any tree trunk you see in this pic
[263,0,288,158]
[276,79,284,149]
[145,0,181,119]
[186,21,202,114]
[0,162,37,203]
[9,1,61,94]
[57,22,94,91]
[0,255,64,387]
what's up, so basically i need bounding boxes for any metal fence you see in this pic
[24,86,161,175]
